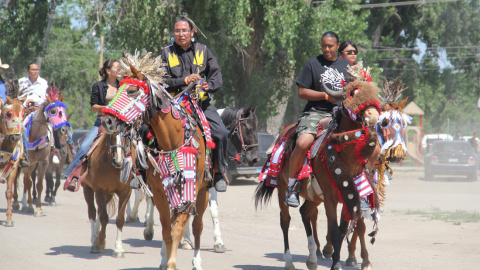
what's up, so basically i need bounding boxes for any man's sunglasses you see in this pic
[343,50,358,55]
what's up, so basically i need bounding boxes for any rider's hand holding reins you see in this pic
[184,74,202,84]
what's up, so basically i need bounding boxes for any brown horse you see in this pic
[101,50,210,270]
[0,80,26,226]
[20,86,64,216]
[80,130,133,257]
[255,65,382,270]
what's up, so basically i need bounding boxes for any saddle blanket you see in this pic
[258,124,318,187]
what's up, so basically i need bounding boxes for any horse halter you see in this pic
[2,103,24,135]
[229,109,258,157]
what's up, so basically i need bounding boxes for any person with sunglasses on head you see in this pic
[338,40,358,65]
[285,31,351,207]
[139,15,228,192]
[64,59,122,191]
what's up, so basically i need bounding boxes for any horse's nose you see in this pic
[251,158,259,165]
[102,116,117,134]
[9,134,21,143]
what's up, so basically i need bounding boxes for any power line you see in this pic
[359,0,459,8]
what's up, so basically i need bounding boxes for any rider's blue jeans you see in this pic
[63,116,102,178]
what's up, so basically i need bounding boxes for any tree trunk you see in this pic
[37,0,58,69]
[266,67,295,136]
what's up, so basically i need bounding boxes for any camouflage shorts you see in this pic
[296,108,331,136]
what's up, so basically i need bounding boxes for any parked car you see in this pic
[424,140,478,181]
[227,132,276,181]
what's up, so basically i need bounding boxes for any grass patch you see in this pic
[398,207,480,225]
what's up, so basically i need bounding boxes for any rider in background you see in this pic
[158,16,228,192]
[0,57,9,101]
[64,59,122,191]
[18,63,49,168]
[285,31,351,208]
[338,40,358,65]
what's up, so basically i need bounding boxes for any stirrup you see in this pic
[66,177,78,192]
[285,181,300,208]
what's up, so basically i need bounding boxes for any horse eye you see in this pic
[381,119,389,127]
[50,108,57,115]
[349,88,359,99]
[6,112,13,119]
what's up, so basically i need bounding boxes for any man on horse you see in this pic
[147,16,228,191]
[285,31,351,207]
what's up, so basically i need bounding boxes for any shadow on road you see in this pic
[46,245,143,259]
[230,177,259,186]
[230,252,339,269]
[123,238,162,248]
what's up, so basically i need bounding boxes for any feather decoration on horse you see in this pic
[46,83,62,101]
[346,61,372,82]
[380,77,407,108]
[118,49,171,111]
[4,79,20,98]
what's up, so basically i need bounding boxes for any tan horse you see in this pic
[20,86,64,216]
[101,51,210,270]
[255,66,382,270]
[0,81,26,226]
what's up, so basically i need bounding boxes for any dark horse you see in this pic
[255,65,382,270]
[181,106,259,252]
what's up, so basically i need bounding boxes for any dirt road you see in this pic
[1,169,479,270]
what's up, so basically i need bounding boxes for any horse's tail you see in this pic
[106,194,118,218]
[254,180,275,210]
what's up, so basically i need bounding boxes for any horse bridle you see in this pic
[228,109,258,158]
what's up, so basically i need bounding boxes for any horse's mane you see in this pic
[220,107,244,130]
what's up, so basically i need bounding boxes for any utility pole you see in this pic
[98,35,104,81]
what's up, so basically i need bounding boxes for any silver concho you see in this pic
[329,156,335,162]
[192,138,200,149]
[348,193,354,200]
[344,135,349,141]
[343,181,348,187]
[355,131,361,138]
[335,168,341,175]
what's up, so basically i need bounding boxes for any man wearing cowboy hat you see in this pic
[0,57,9,101]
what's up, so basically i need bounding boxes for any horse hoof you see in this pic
[34,210,43,217]
[44,196,51,203]
[332,262,343,270]
[361,262,373,270]
[144,230,154,241]
[4,220,14,227]
[125,215,138,223]
[316,250,324,260]
[213,243,225,253]
[346,257,357,266]
[306,260,317,270]
[26,206,35,214]
[90,245,103,253]
[322,248,333,259]
[49,201,57,207]
[182,242,193,250]
[114,251,125,258]
[12,202,20,210]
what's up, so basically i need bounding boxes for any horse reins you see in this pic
[228,109,258,158]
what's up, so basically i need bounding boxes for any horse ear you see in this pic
[398,97,408,109]
[6,95,12,104]
[251,105,257,113]
[59,94,64,102]
[128,63,144,81]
